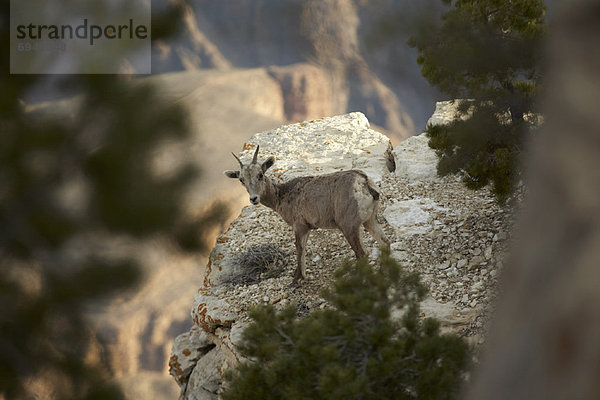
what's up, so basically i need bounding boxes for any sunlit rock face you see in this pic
[426,100,463,127]
[392,134,438,182]
[238,112,394,182]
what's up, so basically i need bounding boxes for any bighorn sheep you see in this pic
[225,145,390,285]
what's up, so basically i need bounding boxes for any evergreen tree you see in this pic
[409,0,546,202]
[0,1,224,398]
[224,250,470,400]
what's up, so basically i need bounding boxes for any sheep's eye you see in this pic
[258,173,264,180]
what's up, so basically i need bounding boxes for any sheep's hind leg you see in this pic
[364,216,390,248]
[291,225,310,286]
[341,224,366,259]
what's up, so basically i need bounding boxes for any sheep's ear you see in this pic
[261,156,275,172]
[224,170,240,179]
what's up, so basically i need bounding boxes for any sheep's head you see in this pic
[224,145,274,205]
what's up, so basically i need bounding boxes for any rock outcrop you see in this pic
[152,0,232,72]
[32,67,350,399]
[170,108,512,399]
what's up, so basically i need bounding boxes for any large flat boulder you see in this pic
[236,111,394,183]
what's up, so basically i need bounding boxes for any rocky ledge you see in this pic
[169,104,513,399]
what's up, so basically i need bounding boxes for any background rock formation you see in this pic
[148,0,437,141]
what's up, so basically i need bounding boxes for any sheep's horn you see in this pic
[252,145,260,164]
[231,152,243,169]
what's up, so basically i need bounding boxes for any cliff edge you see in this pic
[169,105,512,399]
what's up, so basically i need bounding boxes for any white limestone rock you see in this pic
[426,100,463,127]
[204,206,258,287]
[169,326,213,389]
[184,347,227,400]
[171,318,249,400]
[191,292,238,333]
[383,198,448,235]
[236,112,394,183]
[419,297,477,333]
[392,134,438,181]
[391,99,466,181]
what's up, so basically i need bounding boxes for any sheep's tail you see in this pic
[366,181,385,225]
[367,184,380,201]
[354,170,381,201]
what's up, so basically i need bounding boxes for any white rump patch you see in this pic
[353,176,376,222]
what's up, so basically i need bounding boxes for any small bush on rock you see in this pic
[234,243,289,283]
[223,250,471,400]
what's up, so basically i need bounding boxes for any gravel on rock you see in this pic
[211,172,514,339]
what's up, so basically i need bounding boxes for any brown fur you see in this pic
[225,146,390,285]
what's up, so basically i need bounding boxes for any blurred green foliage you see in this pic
[409,0,546,202]
[0,1,226,398]
[223,250,470,400]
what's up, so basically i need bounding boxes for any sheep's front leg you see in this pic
[292,224,310,286]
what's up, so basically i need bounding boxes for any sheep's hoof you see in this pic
[289,281,300,289]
